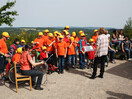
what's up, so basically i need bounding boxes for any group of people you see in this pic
[0,26,132,90]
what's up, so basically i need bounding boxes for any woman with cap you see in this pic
[0,32,10,85]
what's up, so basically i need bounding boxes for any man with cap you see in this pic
[92,29,99,43]
[0,32,10,85]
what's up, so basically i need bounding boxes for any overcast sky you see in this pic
[0,0,132,28]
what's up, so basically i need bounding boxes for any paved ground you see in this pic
[0,60,132,99]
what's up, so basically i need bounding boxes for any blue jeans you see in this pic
[124,48,132,59]
[112,41,121,50]
[58,56,65,72]
[108,49,115,61]
[79,53,85,68]
[67,55,75,67]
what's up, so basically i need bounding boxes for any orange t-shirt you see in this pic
[34,37,44,51]
[92,35,99,43]
[45,39,54,52]
[74,37,79,43]
[67,42,76,55]
[55,41,67,56]
[12,53,21,63]
[20,51,32,70]
[42,35,48,45]
[0,39,8,54]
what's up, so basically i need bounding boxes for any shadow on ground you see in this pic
[106,91,132,99]
[106,61,132,80]
[4,81,31,93]
[66,68,91,78]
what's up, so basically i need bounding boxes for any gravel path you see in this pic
[0,60,132,99]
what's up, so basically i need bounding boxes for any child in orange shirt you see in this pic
[72,32,79,65]
[67,37,77,69]
[6,47,22,75]
[55,35,67,74]
[12,47,23,63]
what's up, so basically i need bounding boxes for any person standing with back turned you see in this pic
[90,28,109,79]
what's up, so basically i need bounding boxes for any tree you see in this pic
[124,17,132,38]
[0,1,18,26]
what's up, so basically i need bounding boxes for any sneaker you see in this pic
[0,80,4,86]
[34,86,43,90]
[111,60,116,64]
[60,71,64,74]
[72,65,76,69]
[89,76,96,79]
[97,75,103,78]
[128,59,132,61]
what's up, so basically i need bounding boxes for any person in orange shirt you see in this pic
[67,37,77,69]
[33,32,45,60]
[6,47,23,76]
[72,32,79,65]
[52,31,61,66]
[20,44,45,90]
[45,33,56,65]
[92,29,99,43]
[42,29,49,44]
[55,35,67,74]
[0,32,10,85]
[12,47,23,63]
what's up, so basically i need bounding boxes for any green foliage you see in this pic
[124,17,132,38]
[0,1,18,26]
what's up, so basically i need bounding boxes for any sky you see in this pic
[0,0,132,28]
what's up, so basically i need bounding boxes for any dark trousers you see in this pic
[21,68,44,87]
[0,55,6,74]
[92,55,107,77]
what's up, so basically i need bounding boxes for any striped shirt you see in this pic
[96,34,109,57]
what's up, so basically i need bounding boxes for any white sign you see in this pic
[84,46,94,52]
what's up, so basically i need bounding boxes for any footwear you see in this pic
[58,71,61,74]
[111,60,116,64]
[0,79,5,85]
[89,76,96,79]
[32,82,36,87]
[97,75,103,78]
[34,86,43,90]
[128,59,132,61]
[72,65,76,69]
[60,71,64,74]
[0,80,4,86]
